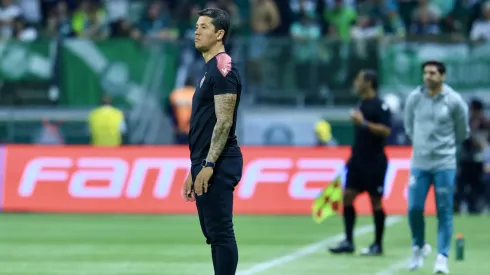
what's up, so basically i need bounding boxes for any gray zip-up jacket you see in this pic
[404,84,470,170]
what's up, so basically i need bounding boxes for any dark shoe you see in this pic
[328,240,355,254]
[359,243,383,256]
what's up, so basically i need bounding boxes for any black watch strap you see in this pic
[201,160,215,168]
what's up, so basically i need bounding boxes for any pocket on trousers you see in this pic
[215,156,243,188]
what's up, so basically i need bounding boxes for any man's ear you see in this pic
[216,29,225,41]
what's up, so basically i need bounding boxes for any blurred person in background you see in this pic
[215,0,243,32]
[103,0,129,22]
[409,6,441,36]
[248,0,280,93]
[483,131,490,213]
[470,1,490,42]
[456,98,488,214]
[109,18,141,39]
[17,0,41,24]
[440,0,474,37]
[169,77,195,145]
[384,93,408,145]
[72,0,108,39]
[290,0,317,18]
[314,118,337,146]
[46,0,75,38]
[12,16,38,41]
[174,3,204,89]
[88,96,126,147]
[323,0,357,40]
[0,0,22,39]
[290,11,321,93]
[351,14,383,40]
[138,1,178,40]
[33,119,64,145]
[357,0,405,37]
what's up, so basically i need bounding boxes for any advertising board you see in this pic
[0,146,435,214]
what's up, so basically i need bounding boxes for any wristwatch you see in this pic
[201,160,215,168]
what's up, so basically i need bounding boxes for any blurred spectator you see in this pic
[17,0,41,24]
[88,96,126,147]
[323,0,357,40]
[174,3,202,89]
[440,0,473,37]
[248,0,280,90]
[103,0,129,22]
[483,132,490,213]
[358,0,405,36]
[324,0,356,9]
[409,6,441,35]
[290,0,318,19]
[470,1,490,42]
[431,0,455,19]
[169,77,195,145]
[34,119,64,145]
[456,99,488,214]
[351,14,383,40]
[0,0,22,39]
[315,118,337,146]
[139,1,178,40]
[411,0,442,20]
[12,16,38,42]
[250,0,280,53]
[215,0,243,32]
[46,1,74,38]
[72,0,108,39]
[109,18,140,39]
[291,11,321,91]
[384,93,408,145]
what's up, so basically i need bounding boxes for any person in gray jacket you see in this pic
[403,60,470,274]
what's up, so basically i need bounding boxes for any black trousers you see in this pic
[455,161,483,214]
[482,173,490,208]
[192,155,243,275]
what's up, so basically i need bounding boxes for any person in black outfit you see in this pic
[329,70,392,256]
[181,8,243,275]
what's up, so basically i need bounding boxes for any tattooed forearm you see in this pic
[206,93,237,163]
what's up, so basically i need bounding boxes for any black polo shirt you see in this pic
[351,97,391,160]
[188,52,242,164]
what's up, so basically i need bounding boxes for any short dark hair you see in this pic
[422,60,446,74]
[363,69,378,91]
[197,8,230,44]
[470,98,484,111]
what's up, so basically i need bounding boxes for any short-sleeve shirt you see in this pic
[188,52,242,164]
[351,97,391,160]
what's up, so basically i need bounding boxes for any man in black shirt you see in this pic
[329,70,392,256]
[181,8,243,275]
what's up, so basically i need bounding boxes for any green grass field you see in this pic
[0,214,487,275]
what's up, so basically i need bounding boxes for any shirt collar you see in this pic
[421,84,448,99]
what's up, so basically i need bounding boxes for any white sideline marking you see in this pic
[375,258,410,275]
[237,216,403,275]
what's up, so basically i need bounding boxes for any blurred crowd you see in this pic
[1,0,490,42]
